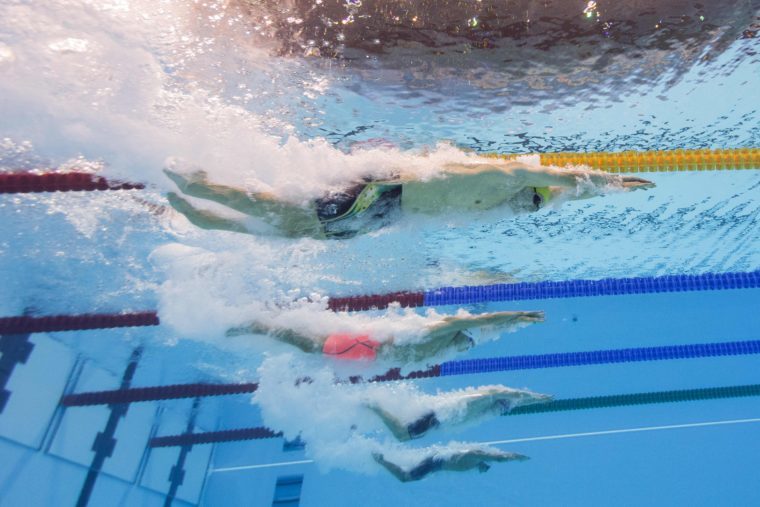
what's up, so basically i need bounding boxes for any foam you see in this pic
[152,246,525,351]
[254,354,530,473]
[0,1,492,204]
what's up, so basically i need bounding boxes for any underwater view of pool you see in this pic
[1,1,759,505]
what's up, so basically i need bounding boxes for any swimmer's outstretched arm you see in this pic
[366,404,413,441]
[446,449,529,472]
[384,311,543,362]
[439,161,654,189]
[428,310,545,336]
[459,387,553,420]
[226,322,322,353]
[513,165,655,190]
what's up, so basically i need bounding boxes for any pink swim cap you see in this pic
[323,334,380,360]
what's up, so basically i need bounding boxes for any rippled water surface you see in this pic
[0,1,759,506]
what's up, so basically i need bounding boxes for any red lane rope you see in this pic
[61,365,441,407]
[0,312,159,335]
[0,172,145,194]
[327,291,424,312]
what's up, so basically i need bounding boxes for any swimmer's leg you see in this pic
[167,192,251,234]
[165,168,266,215]
[226,322,322,353]
[164,169,323,238]
[366,405,413,441]
[372,453,414,482]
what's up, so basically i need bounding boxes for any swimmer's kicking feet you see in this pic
[372,446,528,482]
[227,310,544,362]
[367,385,552,441]
[164,157,654,239]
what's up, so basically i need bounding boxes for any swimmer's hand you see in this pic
[621,176,655,190]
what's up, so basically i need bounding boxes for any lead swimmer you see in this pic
[165,157,653,238]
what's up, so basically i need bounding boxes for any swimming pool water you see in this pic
[1,1,759,506]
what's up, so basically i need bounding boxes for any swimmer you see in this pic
[372,446,527,482]
[367,385,552,441]
[164,159,653,238]
[227,310,544,362]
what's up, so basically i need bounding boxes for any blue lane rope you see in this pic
[424,270,760,307]
[439,339,760,377]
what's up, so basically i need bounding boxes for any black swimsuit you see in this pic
[406,411,440,439]
[314,181,402,238]
[406,456,445,481]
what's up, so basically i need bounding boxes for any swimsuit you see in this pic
[406,411,440,439]
[315,181,402,238]
[313,181,550,237]
[533,186,551,209]
[406,456,444,481]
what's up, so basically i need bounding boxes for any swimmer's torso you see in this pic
[310,170,537,238]
[400,171,521,214]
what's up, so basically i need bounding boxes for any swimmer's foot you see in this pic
[163,167,209,191]
[166,191,194,215]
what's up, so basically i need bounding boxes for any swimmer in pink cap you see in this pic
[227,310,544,362]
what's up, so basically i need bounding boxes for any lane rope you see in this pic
[328,270,760,312]
[0,172,144,194]
[485,147,760,173]
[147,382,760,447]
[208,417,760,474]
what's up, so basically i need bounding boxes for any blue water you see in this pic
[1,1,759,506]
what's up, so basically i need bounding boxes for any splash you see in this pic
[254,354,538,473]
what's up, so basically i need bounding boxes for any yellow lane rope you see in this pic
[485,148,759,173]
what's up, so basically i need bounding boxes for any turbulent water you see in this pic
[0,0,757,324]
[0,0,759,473]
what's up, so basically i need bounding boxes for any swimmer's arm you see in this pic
[513,165,617,187]
[513,165,655,190]
[384,331,472,363]
[446,450,528,471]
[428,311,545,336]
[432,161,607,188]
[367,405,412,441]
[226,322,322,353]
[391,312,543,361]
